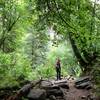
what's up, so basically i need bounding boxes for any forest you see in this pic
[0,0,100,100]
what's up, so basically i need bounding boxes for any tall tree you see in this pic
[35,0,100,75]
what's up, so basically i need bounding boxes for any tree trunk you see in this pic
[68,32,87,73]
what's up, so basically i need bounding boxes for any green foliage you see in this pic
[0,1,100,98]
[46,41,81,76]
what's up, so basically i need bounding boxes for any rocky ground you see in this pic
[0,76,99,100]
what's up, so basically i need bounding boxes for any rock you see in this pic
[49,95,56,100]
[75,81,91,89]
[53,80,69,89]
[75,76,90,85]
[56,96,64,100]
[27,89,46,100]
[20,83,32,95]
[81,96,87,99]
[47,89,63,96]
[52,85,60,89]
[58,83,69,89]
[87,94,97,100]
[40,80,69,91]
[40,80,53,88]
[67,75,73,80]
[41,81,52,87]
[46,99,50,100]
[85,85,92,90]
[41,84,60,90]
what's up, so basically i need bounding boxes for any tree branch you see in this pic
[8,15,20,32]
[53,0,77,32]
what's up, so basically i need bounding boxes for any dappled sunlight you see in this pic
[48,26,55,40]
[16,0,25,5]
[91,0,100,4]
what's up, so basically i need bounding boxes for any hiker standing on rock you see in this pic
[55,58,61,80]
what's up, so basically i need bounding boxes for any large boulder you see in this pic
[27,89,46,100]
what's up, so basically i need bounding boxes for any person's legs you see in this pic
[59,68,61,80]
[56,68,59,80]
[57,68,61,80]
[56,67,61,80]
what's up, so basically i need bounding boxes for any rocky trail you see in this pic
[1,76,98,100]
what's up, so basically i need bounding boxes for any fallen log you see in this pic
[75,76,91,85]
[75,81,92,89]
[54,80,67,84]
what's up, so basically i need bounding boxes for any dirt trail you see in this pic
[65,80,90,100]
[50,78,92,100]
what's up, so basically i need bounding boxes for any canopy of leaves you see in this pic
[0,0,100,96]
